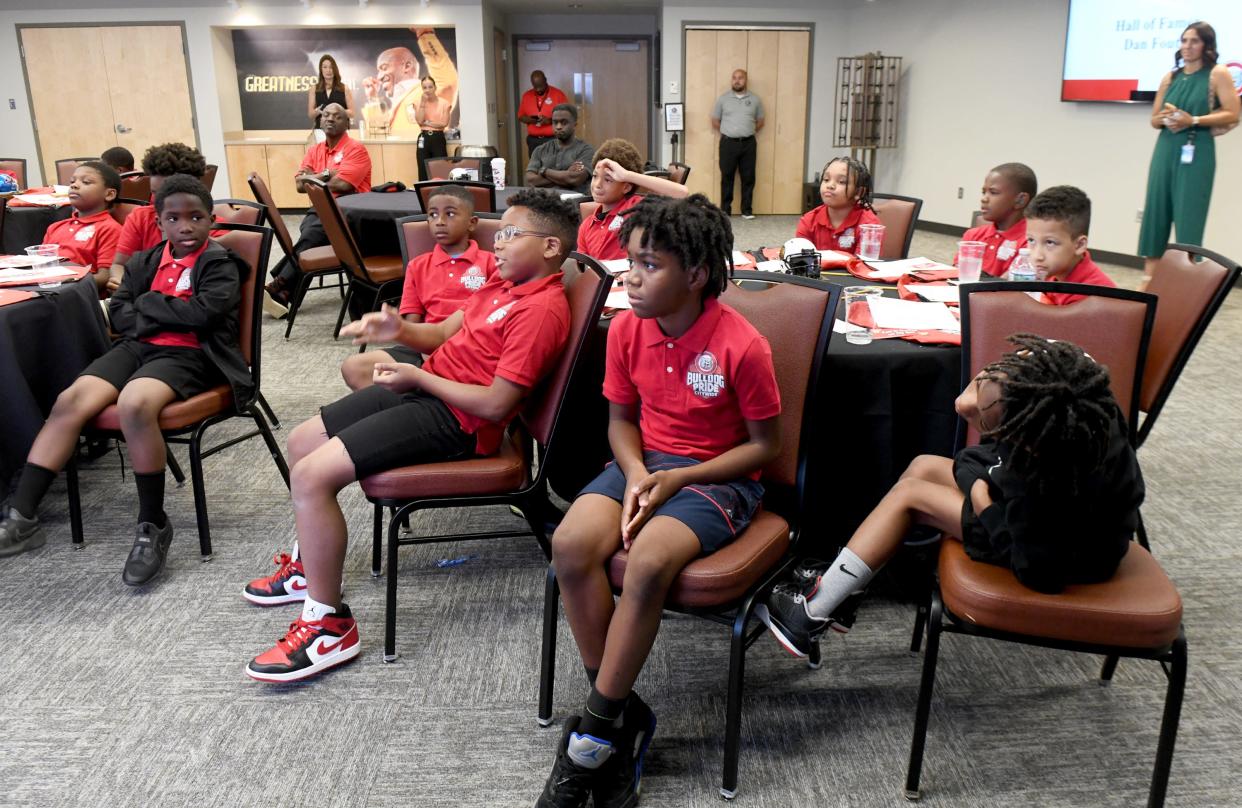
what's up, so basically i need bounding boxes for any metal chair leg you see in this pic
[256,392,281,430]
[1100,654,1121,685]
[333,285,353,340]
[371,502,383,578]
[904,591,944,801]
[538,564,559,726]
[66,457,85,547]
[188,428,212,560]
[252,408,290,489]
[166,447,186,487]
[910,603,927,655]
[284,273,314,340]
[383,506,403,661]
[1147,631,1187,808]
[720,601,752,799]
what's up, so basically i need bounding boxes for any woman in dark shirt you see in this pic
[307,54,355,130]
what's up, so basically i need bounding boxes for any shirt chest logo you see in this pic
[838,227,855,249]
[175,266,193,293]
[334,151,343,164]
[74,224,95,243]
[997,240,1017,261]
[686,351,726,399]
[608,214,623,232]
[486,301,514,324]
[460,265,486,291]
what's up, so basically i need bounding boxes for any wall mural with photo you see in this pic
[232,26,459,135]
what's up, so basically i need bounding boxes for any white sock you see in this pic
[301,595,336,623]
[806,547,874,620]
[290,541,299,563]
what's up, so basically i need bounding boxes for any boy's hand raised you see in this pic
[339,303,403,345]
[372,361,422,393]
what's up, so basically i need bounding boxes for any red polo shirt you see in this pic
[399,241,498,322]
[518,86,569,137]
[301,134,372,197]
[42,209,121,273]
[142,241,207,349]
[422,271,570,455]
[794,205,882,255]
[1042,252,1115,306]
[959,218,1028,278]
[578,194,642,261]
[603,297,781,476]
[116,204,228,258]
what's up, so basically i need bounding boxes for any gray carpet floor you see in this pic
[1,219,1238,807]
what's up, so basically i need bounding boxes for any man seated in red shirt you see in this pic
[106,142,212,296]
[518,70,568,158]
[958,162,1038,278]
[265,103,372,315]
[39,161,122,296]
[1025,186,1116,305]
[242,190,576,682]
[578,138,687,262]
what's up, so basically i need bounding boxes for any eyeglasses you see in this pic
[494,225,557,244]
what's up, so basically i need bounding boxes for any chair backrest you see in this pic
[119,171,150,201]
[667,161,691,185]
[472,212,503,251]
[424,156,483,182]
[246,172,298,263]
[202,164,219,192]
[959,281,1157,448]
[0,197,7,241]
[0,158,28,189]
[213,198,266,227]
[722,272,840,518]
[519,253,611,456]
[579,200,597,222]
[1138,243,1241,446]
[870,192,922,260]
[210,223,273,388]
[969,210,986,229]
[56,157,94,186]
[110,197,149,226]
[396,213,504,270]
[413,180,497,214]
[305,177,369,280]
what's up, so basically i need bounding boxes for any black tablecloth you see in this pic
[0,274,110,491]
[548,277,961,558]
[337,186,530,256]
[2,205,72,255]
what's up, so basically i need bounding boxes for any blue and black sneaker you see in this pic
[593,693,657,808]
[535,715,613,808]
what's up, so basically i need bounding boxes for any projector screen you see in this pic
[1063,1,1242,103]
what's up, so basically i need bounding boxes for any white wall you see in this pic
[0,1,489,198]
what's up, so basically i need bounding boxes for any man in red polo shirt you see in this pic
[265,103,372,314]
[517,70,568,159]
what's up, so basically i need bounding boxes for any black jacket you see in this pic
[953,410,1144,593]
[108,240,255,410]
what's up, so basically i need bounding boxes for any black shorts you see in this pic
[81,339,224,400]
[378,344,424,367]
[320,385,475,478]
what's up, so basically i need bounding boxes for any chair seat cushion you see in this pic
[362,255,405,283]
[607,508,790,609]
[298,245,341,272]
[938,540,1182,649]
[359,430,526,501]
[90,385,233,431]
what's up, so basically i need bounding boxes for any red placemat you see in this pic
[0,263,90,288]
[5,187,69,208]
[898,277,959,305]
[0,289,38,306]
[844,298,961,345]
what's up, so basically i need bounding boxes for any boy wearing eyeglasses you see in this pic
[242,189,577,683]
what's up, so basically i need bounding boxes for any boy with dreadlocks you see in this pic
[535,194,781,807]
[760,334,1144,658]
[795,156,881,255]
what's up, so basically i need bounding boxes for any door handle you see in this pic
[115,123,132,134]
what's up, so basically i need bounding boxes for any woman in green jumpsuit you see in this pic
[1138,22,1240,283]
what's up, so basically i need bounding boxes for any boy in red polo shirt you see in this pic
[107,142,210,295]
[39,161,122,295]
[795,156,881,255]
[0,176,251,587]
[337,185,497,390]
[534,195,781,807]
[243,190,576,682]
[578,138,688,262]
[958,162,1038,278]
[1024,186,1116,305]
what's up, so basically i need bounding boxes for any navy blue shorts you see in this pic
[580,450,764,553]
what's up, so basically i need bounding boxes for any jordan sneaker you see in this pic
[243,551,307,606]
[245,604,360,683]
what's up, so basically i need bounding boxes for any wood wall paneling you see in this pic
[381,144,421,186]
[103,26,197,156]
[746,30,780,214]
[774,31,811,214]
[264,144,309,208]
[225,145,268,204]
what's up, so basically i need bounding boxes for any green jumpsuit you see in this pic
[1138,67,1215,257]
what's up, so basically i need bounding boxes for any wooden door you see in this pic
[19,25,198,187]
[684,28,809,214]
[493,29,512,179]
[515,38,650,178]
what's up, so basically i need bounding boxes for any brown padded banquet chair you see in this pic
[538,271,842,800]
[870,192,922,260]
[412,179,497,214]
[904,281,1185,808]
[667,161,691,184]
[55,157,94,185]
[119,171,151,201]
[0,158,28,189]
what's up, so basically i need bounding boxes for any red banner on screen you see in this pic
[1062,78,1140,101]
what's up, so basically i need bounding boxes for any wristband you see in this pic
[1192,115,1200,127]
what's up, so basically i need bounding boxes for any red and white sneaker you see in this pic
[245,605,361,683]
[243,551,307,606]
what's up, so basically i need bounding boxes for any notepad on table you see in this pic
[866,296,960,332]
[861,256,954,280]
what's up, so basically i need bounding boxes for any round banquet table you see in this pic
[0,271,110,493]
[337,186,532,257]
[547,272,962,557]
[2,204,72,255]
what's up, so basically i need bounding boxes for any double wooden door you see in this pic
[684,28,810,215]
[19,25,198,186]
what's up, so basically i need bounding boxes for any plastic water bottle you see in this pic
[1008,248,1036,282]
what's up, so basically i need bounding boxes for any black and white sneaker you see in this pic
[0,508,44,558]
[757,577,829,658]
[121,520,173,586]
[535,715,612,808]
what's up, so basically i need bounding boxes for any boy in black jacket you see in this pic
[0,175,252,585]
[759,334,1144,657]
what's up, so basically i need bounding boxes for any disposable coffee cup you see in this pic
[491,158,506,190]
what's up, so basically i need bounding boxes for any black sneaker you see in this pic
[757,576,829,658]
[789,559,866,634]
[535,715,613,808]
[0,508,44,558]
[593,693,657,808]
[121,520,174,586]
